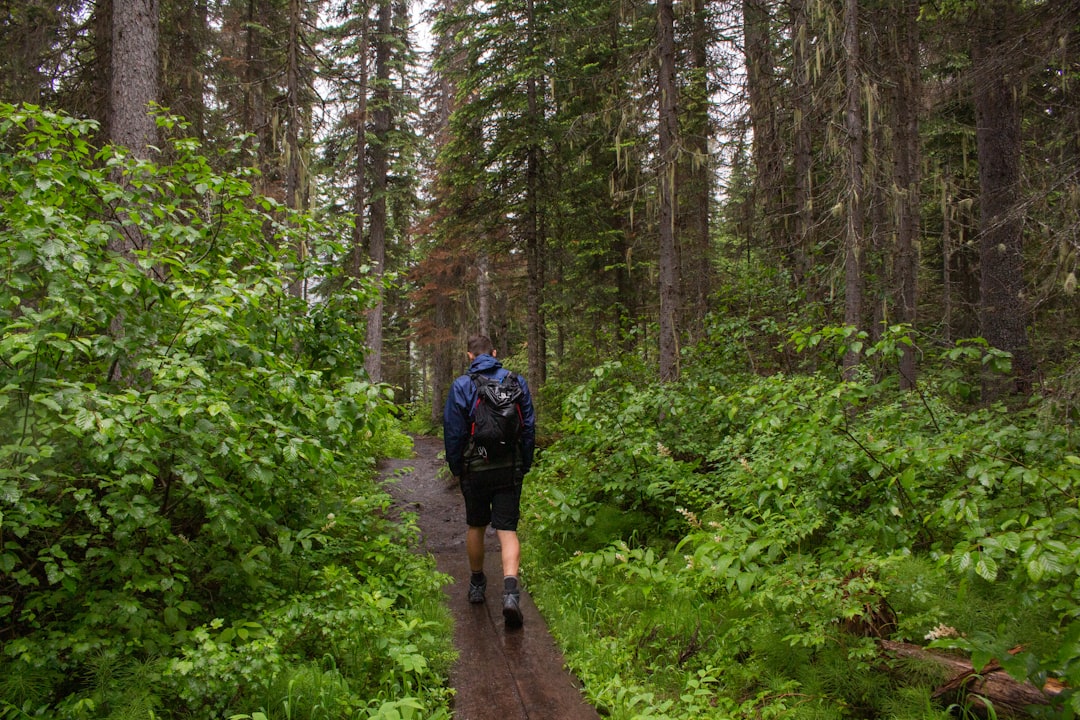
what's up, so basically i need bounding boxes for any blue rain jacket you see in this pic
[443,354,536,477]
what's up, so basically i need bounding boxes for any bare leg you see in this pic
[498,529,524,627]
[466,525,486,573]
[497,529,520,578]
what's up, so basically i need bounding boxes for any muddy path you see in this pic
[381,435,601,720]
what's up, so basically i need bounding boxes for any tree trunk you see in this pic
[2,0,55,104]
[348,11,370,284]
[791,0,813,288]
[893,0,920,389]
[604,2,637,351]
[285,0,305,299]
[477,252,491,337]
[525,0,544,386]
[284,0,302,212]
[942,176,954,343]
[658,0,680,382]
[427,0,460,426]
[109,0,158,162]
[537,211,548,384]
[431,293,454,425]
[242,0,273,198]
[365,0,392,383]
[868,94,889,347]
[842,0,864,379]
[881,641,1063,717]
[107,0,158,383]
[973,0,1033,399]
[89,0,113,134]
[742,0,783,256]
[678,0,712,338]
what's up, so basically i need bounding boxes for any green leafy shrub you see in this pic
[0,105,452,719]
[524,322,1079,719]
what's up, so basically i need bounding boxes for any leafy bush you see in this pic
[524,323,1079,719]
[0,105,452,718]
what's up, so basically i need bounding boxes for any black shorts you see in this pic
[460,466,523,531]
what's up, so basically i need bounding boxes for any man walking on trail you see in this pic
[443,335,536,628]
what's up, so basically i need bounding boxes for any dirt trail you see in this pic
[381,435,601,720]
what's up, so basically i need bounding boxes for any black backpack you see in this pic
[468,372,524,461]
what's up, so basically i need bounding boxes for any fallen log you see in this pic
[880,640,1065,717]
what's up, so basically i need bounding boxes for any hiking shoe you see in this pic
[502,588,523,628]
[468,574,487,604]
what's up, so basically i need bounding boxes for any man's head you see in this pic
[467,335,496,359]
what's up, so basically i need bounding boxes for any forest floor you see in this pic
[381,434,601,720]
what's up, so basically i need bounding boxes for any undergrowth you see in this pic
[0,105,453,719]
[523,323,1079,719]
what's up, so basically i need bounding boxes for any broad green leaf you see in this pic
[974,555,998,581]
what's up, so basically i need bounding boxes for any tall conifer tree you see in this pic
[658,0,680,382]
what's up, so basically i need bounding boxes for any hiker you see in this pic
[443,334,536,627]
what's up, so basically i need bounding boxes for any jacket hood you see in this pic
[468,354,502,374]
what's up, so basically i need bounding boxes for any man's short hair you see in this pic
[468,335,495,357]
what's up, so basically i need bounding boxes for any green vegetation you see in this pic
[5,104,1080,720]
[0,106,453,719]
[523,321,1079,719]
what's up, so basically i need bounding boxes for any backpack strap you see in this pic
[469,369,510,382]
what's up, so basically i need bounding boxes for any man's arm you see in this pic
[443,377,470,477]
[517,374,536,474]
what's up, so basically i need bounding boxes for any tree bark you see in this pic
[881,641,1063,717]
[285,0,306,299]
[791,0,813,288]
[893,0,921,389]
[842,0,865,380]
[657,0,680,383]
[742,0,783,256]
[348,10,370,285]
[973,0,1033,399]
[107,0,158,383]
[2,0,55,104]
[427,0,460,425]
[678,0,713,338]
[88,0,113,134]
[241,0,274,198]
[942,186,953,343]
[605,2,636,350]
[365,0,392,383]
[109,0,158,162]
[477,252,491,337]
[525,0,544,386]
